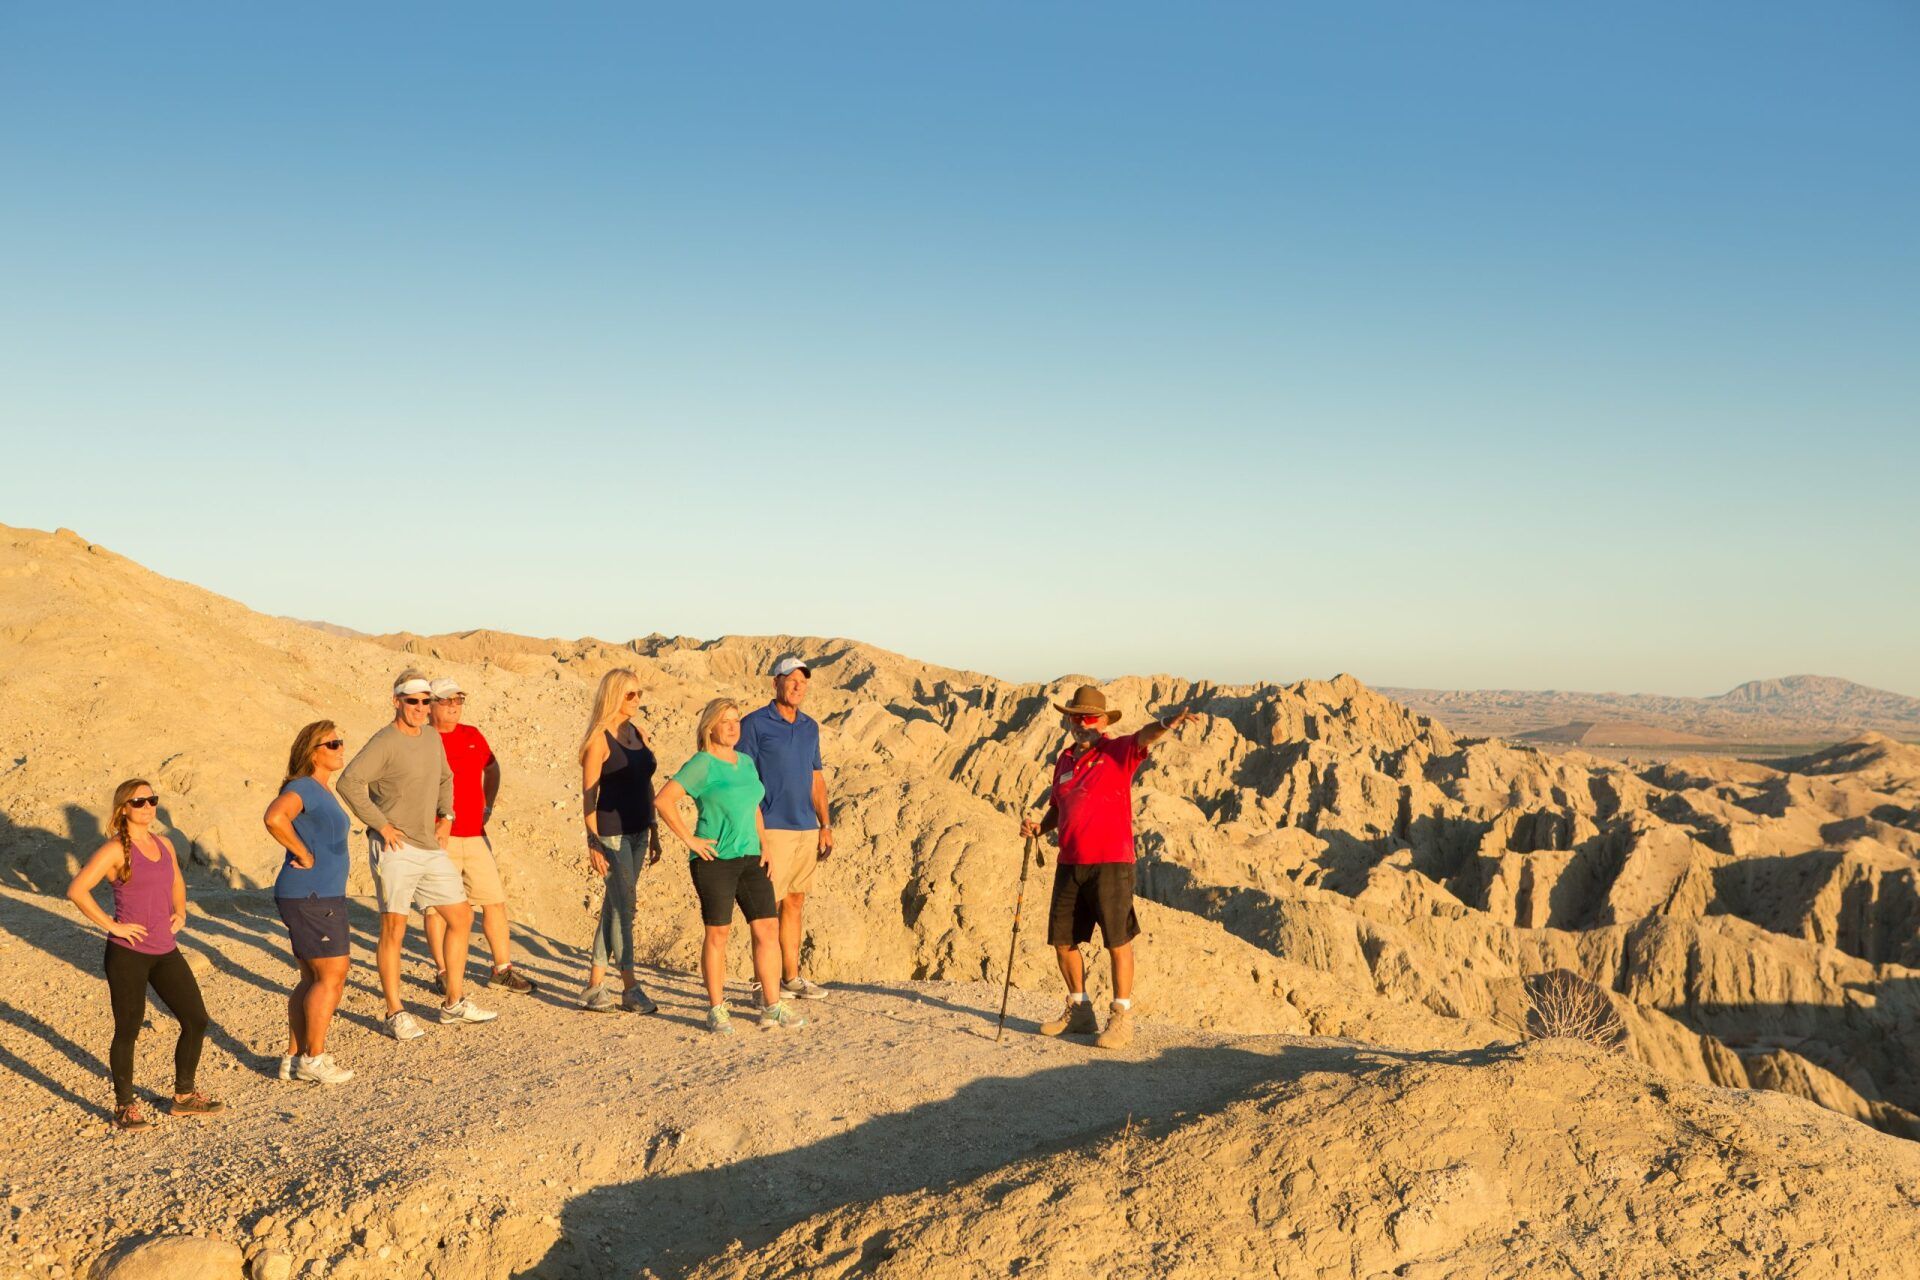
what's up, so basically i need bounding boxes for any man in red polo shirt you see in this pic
[1020,685,1194,1049]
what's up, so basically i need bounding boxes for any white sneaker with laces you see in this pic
[781,976,828,1000]
[278,1055,295,1081]
[439,996,498,1025]
[385,1010,427,1041]
[293,1053,354,1085]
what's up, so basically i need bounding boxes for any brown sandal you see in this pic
[113,1102,153,1131]
[170,1090,226,1116]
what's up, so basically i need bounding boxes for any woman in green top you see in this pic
[654,698,806,1034]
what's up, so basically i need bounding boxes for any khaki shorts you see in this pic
[369,839,466,916]
[762,828,821,900]
[443,834,507,907]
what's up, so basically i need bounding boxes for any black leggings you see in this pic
[102,944,208,1107]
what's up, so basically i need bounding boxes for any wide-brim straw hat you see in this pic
[1054,684,1121,724]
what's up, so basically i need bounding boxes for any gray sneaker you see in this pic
[438,996,498,1025]
[706,1006,735,1035]
[581,983,620,1013]
[781,976,828,1001]
[293,1053,354,1085]
[384,1010,427,1041]
[622,983,659,1015]
[278,1055,295,1082]
[759,1000,807,1031]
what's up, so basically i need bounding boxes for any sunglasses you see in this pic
[435,695,466,705]
[318,739,344,751]
[622,691,639,701]
[1075,714,1104,727]
[400,696,432,706]
[127,796,160,809]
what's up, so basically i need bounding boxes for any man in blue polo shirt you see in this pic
[738,655,832,1001]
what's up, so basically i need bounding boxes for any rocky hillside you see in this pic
[1387,674,1920,743]
[3,521,1918,1148]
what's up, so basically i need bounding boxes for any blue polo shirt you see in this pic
[737,702,823,831]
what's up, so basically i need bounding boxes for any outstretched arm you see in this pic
[1136,708,1198,753]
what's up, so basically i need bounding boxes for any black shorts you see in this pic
[276,894,352,961]
[1046,863,1140,948]
[689,857,778,927]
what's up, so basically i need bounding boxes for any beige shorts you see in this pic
[762,828,821,900]
[443,834,507,907]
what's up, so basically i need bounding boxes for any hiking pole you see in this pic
[996,834,1041,1043]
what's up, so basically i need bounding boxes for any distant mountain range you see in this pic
[1383,674,1920,744]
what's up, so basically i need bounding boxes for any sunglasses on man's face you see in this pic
[1076,714,1104,727]
[127,796,160,809]
[401,696,432,706]
[318,739,344,751]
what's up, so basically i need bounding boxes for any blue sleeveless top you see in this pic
[273,776,352,899]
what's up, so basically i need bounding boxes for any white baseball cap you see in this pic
[429,678,464,700]
[771,656,811,678]
[394,677,432,696]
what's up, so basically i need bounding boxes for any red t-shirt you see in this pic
[437,724,494,837]
[1050,732,1147,865]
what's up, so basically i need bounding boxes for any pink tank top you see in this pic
[110,837,177,955]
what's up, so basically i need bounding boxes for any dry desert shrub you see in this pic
[1522,969,1628,1050]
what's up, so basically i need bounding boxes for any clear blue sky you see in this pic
[3,4,1915,695]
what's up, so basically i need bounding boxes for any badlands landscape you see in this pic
[3,521,1920,1279]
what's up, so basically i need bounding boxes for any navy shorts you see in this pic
[1046,863,1140,948]
[689,857,778,927]
[276,894,352,961]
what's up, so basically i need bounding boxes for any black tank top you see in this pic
[595,728,657,837]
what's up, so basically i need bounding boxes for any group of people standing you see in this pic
[66,655,837,1127]
[67,655,1185,1130]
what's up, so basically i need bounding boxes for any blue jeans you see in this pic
[590,833,644,973]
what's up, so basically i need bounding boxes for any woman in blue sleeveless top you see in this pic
[264,720,356,1085]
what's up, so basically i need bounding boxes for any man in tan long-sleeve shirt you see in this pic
[338,671,498,1039]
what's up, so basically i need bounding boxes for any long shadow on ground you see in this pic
[523,1038,1508,1279]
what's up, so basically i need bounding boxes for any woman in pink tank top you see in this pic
[67,778,226,1130]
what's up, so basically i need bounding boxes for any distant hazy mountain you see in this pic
[1383,675,1920,743]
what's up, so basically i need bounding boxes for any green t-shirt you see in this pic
[671,750,766,860]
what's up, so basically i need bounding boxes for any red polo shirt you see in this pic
[437,724,494,837]
[1051,732,1147,865]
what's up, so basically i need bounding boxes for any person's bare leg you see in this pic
[1110,942,1134,1002]
[587,963,607,992]
[306,956,350,1055]
[778,892,805,983]
[1054,943,1085,995]
[749,918,783,1006]
[424,910,447,981]
[435,902,475,1005]
[621,967,638,992]
[287,959,314,1056]
[377,913,410,1016]
[701,925,729,1007]
[481,904,512,970]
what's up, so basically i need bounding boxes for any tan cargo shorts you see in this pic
[761,827,821,900]
[443,834,507,907]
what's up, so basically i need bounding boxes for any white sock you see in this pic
[1069,993,1090,1004]
[1112,998,1132,1011]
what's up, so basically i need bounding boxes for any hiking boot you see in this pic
[439,996,499,1025]
[293,1054,354,1085]
[759,1000,807,1031]
[706,1006,735,1035]
[1039,998,1099,1037]
[489,965,537,994]
[781,976,828,1001]
[385,1010,427,1041]
[277,1055,294,1082]
[581,983,621,1013]
[622,983,659,1015]
[1094,1002,1135,1050]
[171,1090,226,1116]
[113,1102,152,1131]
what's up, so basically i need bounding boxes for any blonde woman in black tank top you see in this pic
[578,668,663,1012]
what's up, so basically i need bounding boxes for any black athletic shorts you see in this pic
[276,894,352,960]
[1046,863,1140,948]
[689,856,778,927]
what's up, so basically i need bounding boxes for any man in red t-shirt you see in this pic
[425,678,537,995]
[1021,685,1194,1049]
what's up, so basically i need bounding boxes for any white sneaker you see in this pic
[782,976,828,1001]
[278,1055,295,1081]
[293,1053,354,1085]
[385,1010,427,1041]
[439,996,498,1025]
